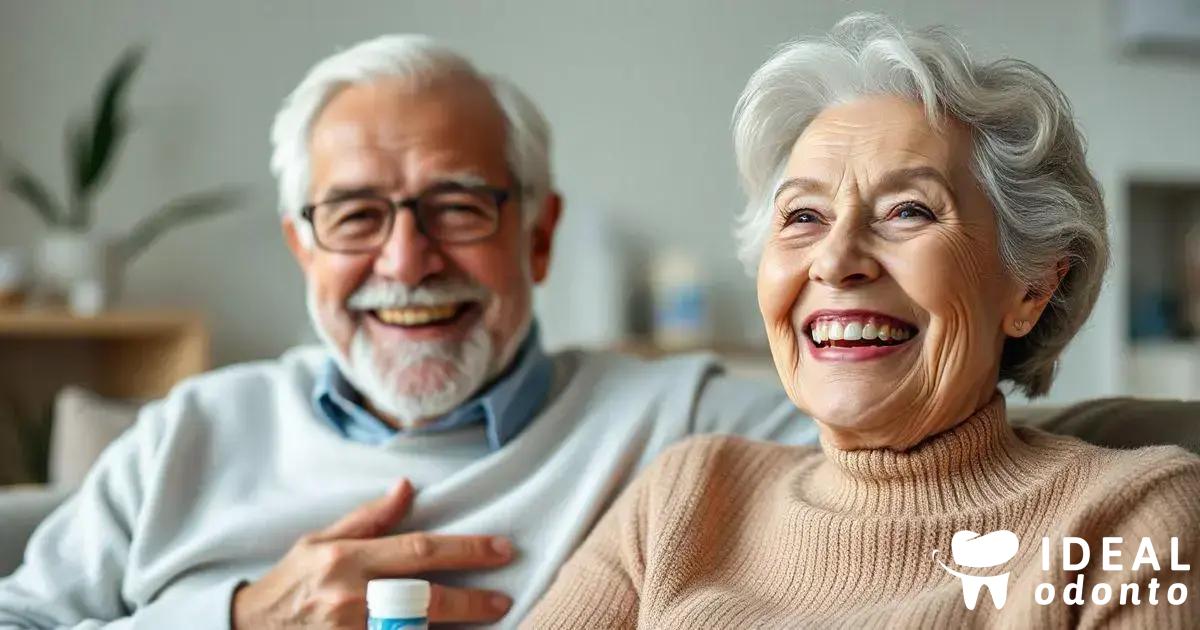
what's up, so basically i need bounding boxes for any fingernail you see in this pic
[490,594,512,611]
[491,537,514,557]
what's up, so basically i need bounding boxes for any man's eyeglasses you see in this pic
[300,182,512,253]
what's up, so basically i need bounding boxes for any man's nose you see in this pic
[807,220,881,288]
[372,210,446,285]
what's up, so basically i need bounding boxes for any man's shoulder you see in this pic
[565,348,782,393]
[548,348,812,441]
[564,347,719,374]
[169,345,326,397]
[554,348,722,395]
[143,345,328,434]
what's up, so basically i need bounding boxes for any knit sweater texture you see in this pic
[0,346,816,629]
[524,394,1200,629]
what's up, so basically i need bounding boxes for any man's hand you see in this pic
[232,480,515,628]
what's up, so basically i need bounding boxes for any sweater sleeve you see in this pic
[521,440,669,629]
[1077,455,1200,628]
[0,400,240,629]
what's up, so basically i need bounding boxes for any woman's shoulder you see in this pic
[1089,442,1200,504]
[657,433,817,469]
[1073,442,1200,542]
[1017,424,1200,516]
[1017,422,1200,469]
[627,436,819,543]
[637,434,819,498]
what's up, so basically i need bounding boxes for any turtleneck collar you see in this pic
[793,393,1071,516]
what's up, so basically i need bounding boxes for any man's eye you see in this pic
[434,203,486,215]
[338,209,378,223]
[328,205,385,231]
[892,202,934,221]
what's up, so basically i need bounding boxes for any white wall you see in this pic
[2,0,1199,402]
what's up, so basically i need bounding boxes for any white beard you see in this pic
[306,278,505,429]
[343,320,494,426]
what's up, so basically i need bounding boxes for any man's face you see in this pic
[284,76,558,427]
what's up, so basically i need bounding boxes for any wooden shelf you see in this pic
[0,308,210,400]
[0,308,205,337]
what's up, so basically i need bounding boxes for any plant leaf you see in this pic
[66,119,94,228]
[6,164,63,226]
[120,186,246,263]
[70,45,144,224]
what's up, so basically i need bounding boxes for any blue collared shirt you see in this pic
[313,324,553,450]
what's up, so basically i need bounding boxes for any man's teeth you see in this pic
[374,305,459,326]
[809,318,912,345]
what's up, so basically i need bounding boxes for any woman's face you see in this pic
[758,95,1046,450]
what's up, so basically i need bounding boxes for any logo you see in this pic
[932,530,1192,610]
[932,529,1020,610]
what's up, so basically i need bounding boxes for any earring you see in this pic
[1013,320,1027,332]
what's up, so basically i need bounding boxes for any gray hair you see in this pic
[269,34,553,244]
[733,13,1109,397]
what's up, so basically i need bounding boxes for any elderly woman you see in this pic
[525,14,1200,629]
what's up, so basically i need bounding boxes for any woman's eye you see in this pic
[783,209,822,227]
[891,202,934,221]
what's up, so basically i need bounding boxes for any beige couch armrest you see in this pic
[0,485,73,578]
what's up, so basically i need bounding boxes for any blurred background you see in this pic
[1,1,1198,484]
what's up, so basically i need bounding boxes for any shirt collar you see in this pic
[313,323,553,451]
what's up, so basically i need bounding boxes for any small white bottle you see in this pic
[649,250,712,350]
[367,579,430,630]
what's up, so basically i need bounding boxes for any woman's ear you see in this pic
[1003,258,1069,337]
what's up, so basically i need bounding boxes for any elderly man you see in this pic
[0,36,815,628]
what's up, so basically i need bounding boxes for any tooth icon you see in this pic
[949,570,1014,610]
[933,530,1020,610]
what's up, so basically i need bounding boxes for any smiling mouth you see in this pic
[367,303,474,328]
[805,312,919,349]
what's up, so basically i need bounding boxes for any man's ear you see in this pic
[282,217,313,273]
[1003,258,1069,337]
[529,192,563,284]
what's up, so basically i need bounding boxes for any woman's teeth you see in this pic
[374,304,459,326]
[809,318,914,346]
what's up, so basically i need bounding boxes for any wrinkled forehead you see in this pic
[786,95,971,182]
[307,77,509,194]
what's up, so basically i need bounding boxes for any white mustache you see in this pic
[346,279,490,310]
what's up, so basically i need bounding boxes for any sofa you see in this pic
[1,387,141,577]
[1,389,1198,579]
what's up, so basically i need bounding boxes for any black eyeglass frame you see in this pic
[300,183,514,253]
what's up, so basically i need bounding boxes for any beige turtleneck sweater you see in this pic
[523,396,1200,629]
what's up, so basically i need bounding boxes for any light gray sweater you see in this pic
[0,346,815,628]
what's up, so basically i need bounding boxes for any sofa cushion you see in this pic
[0,402,31,486]
[50,387,140,487]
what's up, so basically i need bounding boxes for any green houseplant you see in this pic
[2,46,243,313]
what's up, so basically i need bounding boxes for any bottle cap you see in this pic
[367,579,431,618]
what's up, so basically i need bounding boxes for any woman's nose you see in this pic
[808,223,881,288]
[373,210,446,285]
